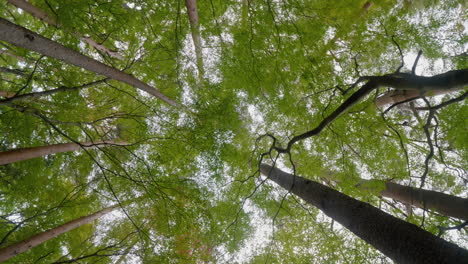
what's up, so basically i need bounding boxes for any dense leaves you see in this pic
[0,0,466,263]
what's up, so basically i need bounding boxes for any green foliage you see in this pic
[0,0,466,263]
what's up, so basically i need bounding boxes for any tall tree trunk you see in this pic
[0,205,118,262]
[357,179,468,221]
[0,18,178,107]
[0,140,128,165]
[6,0,123,60]
[260,164,468,264]
[185,0,204,77]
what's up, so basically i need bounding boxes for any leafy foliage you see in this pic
[0,0,466,263]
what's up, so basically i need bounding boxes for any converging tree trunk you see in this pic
[0,205,118,262]
[185,0,204,77]
[0,18,178,106]
[6,0,123,60]
[260,164,468,264]
[356,179,468,221]
[0,140,128,165]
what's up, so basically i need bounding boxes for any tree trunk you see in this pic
[374,70,468,107]
[0,79,107,105]
[375,88,462,107]
[6,0,123,60]
[357,179,468,221]
[0,91,16,98]
[0,140,128,165]
[260,164,468,264]
[185,0,204,77]
[0,18,178,106]
[0,205,118,262]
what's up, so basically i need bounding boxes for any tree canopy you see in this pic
[0,0,466,263]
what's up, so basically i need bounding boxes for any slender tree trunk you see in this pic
[0,140,128,165]
[260,164,468,264]
[185,0,204,77]
[6,0,123,60]
[357,179,468,221]
[0,18,178,106]
[0,205,118,262]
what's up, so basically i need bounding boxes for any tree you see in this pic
[260,164,468,263]
[355,179,468,221]
[1,0,467,263]
[0,140,128,165]
[0,18,178,106]
[0,204,118,262]
[185,0,204,77]
[5,0,124,59]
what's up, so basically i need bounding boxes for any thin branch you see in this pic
[437,221,468,237]
[420,98,435,188]
[412,50,423,74]
[415,91,468,111]
[391,35,404,73]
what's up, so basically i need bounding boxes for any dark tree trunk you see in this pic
[260,164,468,264]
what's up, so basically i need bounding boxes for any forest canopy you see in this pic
[0,0,467,263]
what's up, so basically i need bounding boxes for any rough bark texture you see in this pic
[185,0,204,77]
[260,164,468,264]
[0,141,127,165]
[0,205,118,262]
[358,180,468,221]
[0,18,178,106]
[6,0,123,59]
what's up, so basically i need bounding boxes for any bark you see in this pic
[260,164,468,264]
[0,205,118,262]
[0,18,178,106]
[0,140,128,165]
[6,0,123,60]
[357,179,468,221]
[374,70,468,107]
[0,91,16,98]
[185,0,204,77]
